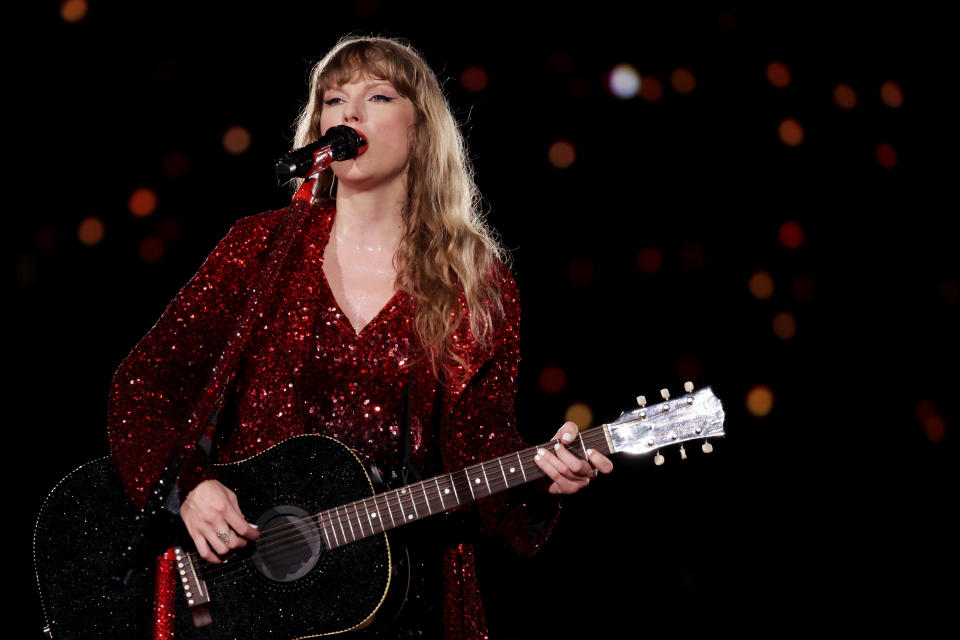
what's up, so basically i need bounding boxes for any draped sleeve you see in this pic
[107,209,285,508]
[438,261,560,556]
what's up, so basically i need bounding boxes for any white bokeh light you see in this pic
[608,64,641,99]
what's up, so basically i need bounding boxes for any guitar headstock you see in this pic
[605,383,725,461]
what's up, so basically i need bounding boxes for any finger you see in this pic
[540,447,586,484]
[586,448,614,474]
[553,441,593,477]
[203,523,232,556]
[553,421,580,443]
[224,509,259,543]
[189,529,221,564]
[535,448,588,494]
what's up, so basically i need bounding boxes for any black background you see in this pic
[15,2,954,636]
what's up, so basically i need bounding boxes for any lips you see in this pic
[354,129,369,156]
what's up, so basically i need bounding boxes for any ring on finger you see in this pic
[217,530,231,545]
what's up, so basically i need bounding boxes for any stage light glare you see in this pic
[746,385,774,417]
[60,0,88,22]
[881,81,904,108]
[772,312,796,339]
[540,366,567,394]
[129,187,158,218]
[565,402,593,429]
[670,67,696,94]
[608,64,641,99]
[223,126,252,155]
[639,75,664,102]
[834,83,857,110]
[876,143,897,169]
[778,117,804,146]
[78,217,104,245]
[460,66,489,93]
[139,236,165,263]
[637,247,663,275]
[766,61,791,88]
[779,220,804,250]
[548,140,576,169]
[749,270,774,300]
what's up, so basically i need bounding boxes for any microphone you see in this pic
[274,125,367,178]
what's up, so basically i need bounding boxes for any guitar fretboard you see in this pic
[316,425,612,549]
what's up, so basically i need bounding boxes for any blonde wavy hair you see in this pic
[292,35,508,381]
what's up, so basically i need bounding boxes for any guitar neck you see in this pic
[317,425,612,550]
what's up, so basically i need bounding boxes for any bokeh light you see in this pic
[772,311,796,339]
[35,226,58,251]
[540,366,567,394]
[915,400,937,424]
[876,143,898,169]
[565,402,594,429]
[78,216,105,245]
[670,67,696,94]
[749,270,774,299]
[746,385,774,417]
[569,258,594,284]
[779,220,804,250]
[129,187,158,218]
[548,140,576,169]
[163,152,190,178]
[223,126,252,155]
[460,66,489,93]
[139,236,165,263]
[924,416,946,443]
[639,75,664,102]
[766,61,791,88]
[680,243,706,269]
[778,117,804,146]
[793,275,815,301]
[880,81,904,108]
[607,64,641,99]
[60,0,88,22]
[637,247,663,274]
[833,83,857,109]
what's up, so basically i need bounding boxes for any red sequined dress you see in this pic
[108,199,557,639]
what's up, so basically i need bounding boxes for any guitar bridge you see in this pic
[174,546,212,628]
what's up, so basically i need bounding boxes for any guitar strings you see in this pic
[191,431,614,585]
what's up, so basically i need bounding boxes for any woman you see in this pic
[109,35,612,638]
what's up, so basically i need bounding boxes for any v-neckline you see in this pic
[318,265,403,337]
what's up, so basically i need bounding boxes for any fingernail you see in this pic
[562,432,574,442]
[554,443,561,451]
[250,524,258,529]
[586,449,594,456]
[538,448,546,456]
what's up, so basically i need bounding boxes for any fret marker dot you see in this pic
[444,488,450,494]
[371,513,377,518]
[407,514,414,520]
[401,489,407,495]
[509,467,515,473]
[475,478,481,484]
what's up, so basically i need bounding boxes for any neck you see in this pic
[332,185,405,252]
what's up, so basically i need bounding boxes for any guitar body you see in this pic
[35,435,403,639]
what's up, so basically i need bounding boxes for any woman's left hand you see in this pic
[534,421,614,495]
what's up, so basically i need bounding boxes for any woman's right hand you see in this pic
[181,479,260,563]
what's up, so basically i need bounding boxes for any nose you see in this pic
[342,99,363,123]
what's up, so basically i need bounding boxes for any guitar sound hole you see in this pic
[252,505,324,582]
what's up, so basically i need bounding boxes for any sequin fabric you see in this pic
[153,548,176,640]
[108,199,557,639]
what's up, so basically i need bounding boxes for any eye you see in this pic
[371,94,395,103]
[324,97,345,106]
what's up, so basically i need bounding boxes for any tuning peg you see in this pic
[701,440,714,454]
[654,451,665,466]
[636,395,647,407]
[684,381,694,393]
[660,388,670,401]
[680,445,687,460]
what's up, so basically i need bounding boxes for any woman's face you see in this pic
[319,75,416,196]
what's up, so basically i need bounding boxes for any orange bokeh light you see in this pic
[77,216,105,245]
[129,187,158,218]
[548,140,576,169]
[772,312,796,339]
[223,126,252,155]
[880,81,904,108]
[60,0,87,22]
[670,67,696,94]
[565,402,593,429]
[461,66,489,93]
[833,83,857,109]
[766,61,791,88]
[139,236,165,263]
[778,117,804,146]
[639,75,664,102]
[876,143,898,169]
[746,385,774,417]
[749,270,774,300]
